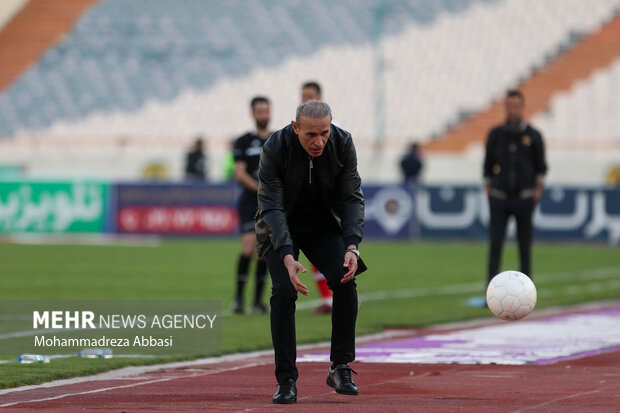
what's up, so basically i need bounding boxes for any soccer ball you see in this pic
[486,271,537,321]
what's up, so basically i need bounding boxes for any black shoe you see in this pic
[232,299,244,314]
[272,379,297,404]
[326,364,358,396]
[251,302,268,314]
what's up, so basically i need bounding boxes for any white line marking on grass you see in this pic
[0,327,81,340]
[0,315,30,321]
[296,281,484,311]
[541,278,620,299]
[1,234,161,247]
[294,266,620,310]
[0,354,157,365]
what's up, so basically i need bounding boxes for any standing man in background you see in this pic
[256,100,366,403]
[184,136,207,181]
[232,96,272,314]
[400,142,423,185]
[301,80,322,103]
[472,89,547,307]
[300,80,334,314]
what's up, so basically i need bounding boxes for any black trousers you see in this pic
[265,222,358,384]
[487,197,535,284]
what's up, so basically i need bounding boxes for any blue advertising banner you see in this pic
[102,182,620,243]
[362,185,620,244]
[113,183,239,235]
[363,185,417,239]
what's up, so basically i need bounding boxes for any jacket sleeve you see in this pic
[483,129,496,182]
[532,130,548,181]
[338,134,364,247]
[257,142,294,260]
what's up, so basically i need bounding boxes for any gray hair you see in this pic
[295,100,332,124]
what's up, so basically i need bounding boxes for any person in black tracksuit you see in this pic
[232,96,271,314]
[483,89,548,285]
[256,100,367,404]
[184,137,207,181]
[400,142,423,184]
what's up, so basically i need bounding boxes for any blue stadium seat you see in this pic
[0,0,497,136]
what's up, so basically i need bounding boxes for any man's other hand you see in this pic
[342,251,358,284]
[283,254,309,295]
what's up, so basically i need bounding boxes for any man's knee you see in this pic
[271,283,298,302]
[329,278,357,294]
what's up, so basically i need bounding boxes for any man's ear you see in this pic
[291,121,299,135]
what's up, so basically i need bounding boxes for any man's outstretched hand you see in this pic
[283,254,308,295]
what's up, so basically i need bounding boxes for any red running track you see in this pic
[1,343,618,412]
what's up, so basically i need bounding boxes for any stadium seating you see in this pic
[1,0,494,137]
[532,56,620,149]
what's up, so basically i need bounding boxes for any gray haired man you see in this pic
[255,100,367,403]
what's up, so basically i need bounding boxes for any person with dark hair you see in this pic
[184,137,207,181]
[470,89,547,307]
[256,100,367,404]
[232,96,271,314]
[400,142,423,184]
[301,81,322,102]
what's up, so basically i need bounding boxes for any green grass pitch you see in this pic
[0,239,618,388]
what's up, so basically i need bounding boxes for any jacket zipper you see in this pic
[309,158,313,183]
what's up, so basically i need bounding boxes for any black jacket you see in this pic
[484,122,547,197]
[185,150,206,180]
[400,152,422,182]
[255,123,365,261]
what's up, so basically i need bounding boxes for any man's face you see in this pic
[301,87,321,103]
[505,95,524,123]
[292,115,331,158]
[252,101,271,130]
